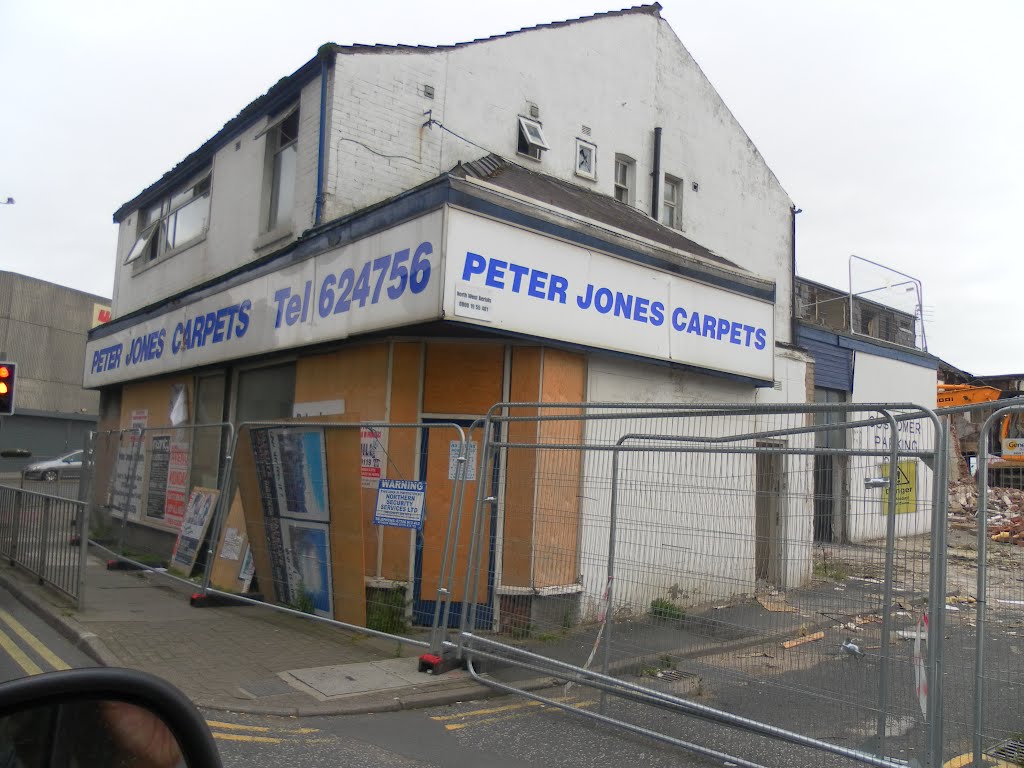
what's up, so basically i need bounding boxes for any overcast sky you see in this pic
[1,1,1020,375]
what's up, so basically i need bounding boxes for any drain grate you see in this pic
[988,738,1024,763]
[656,669,695,682]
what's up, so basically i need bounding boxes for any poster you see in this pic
[373,479,427,530]
[111,409,148,520]
[880,460,917,515]
[448,440,478,481]
[145,436,171,520]
[239,546,255,593]
[281,520,333,617]
[250,427,334,613]
[360,427,386,488]
[169,487,219,576]
[163,439,190,530]
[267,428,329,522]
[219,527,243,561]
[169,383,188,426]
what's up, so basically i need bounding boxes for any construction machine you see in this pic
[937,383,1024,486]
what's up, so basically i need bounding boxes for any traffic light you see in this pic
[0,363,16,416]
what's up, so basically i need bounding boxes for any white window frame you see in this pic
[516,116,549,161]
[125,171,212,267]
[613,155,635,205]
[574,138,597,181]
[661,175,682,229]
[266,108,300,233]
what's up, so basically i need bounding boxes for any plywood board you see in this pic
[209,490,250,592]
[380,342,421,581]
[501,347,541,588]
[533,349,585,588]
[422,341,504,415]
[325,427,366,625]
[296,345,388,579]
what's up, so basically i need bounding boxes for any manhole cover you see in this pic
[988,738,1024,763]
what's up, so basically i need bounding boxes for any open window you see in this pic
[266,109,299,232]
[125,172,212,266]
[517,117,549,160]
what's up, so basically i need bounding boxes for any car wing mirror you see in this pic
[0,668,221,767]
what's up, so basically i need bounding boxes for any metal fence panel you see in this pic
[198,421,472,652]
[455,402,943,768]
[84,424,233,590]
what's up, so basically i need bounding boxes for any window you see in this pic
[661,175,682,228]
[267,110,299,232]
[613,155,634,205]
[516,116,549,161]
[575,138,597,180]
[125,172,211,265]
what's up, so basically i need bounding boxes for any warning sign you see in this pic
[373,479,426,530]
[880,460,917,515]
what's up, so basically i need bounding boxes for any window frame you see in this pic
[661,175,682,229]
[266,109,300,233]
[574,138,597,181]
[516,116,549,161]
[613,155,635,205]
[125,171,212,268]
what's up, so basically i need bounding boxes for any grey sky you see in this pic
[1,1,1019,374]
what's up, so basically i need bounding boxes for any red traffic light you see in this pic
[0,367,9,378]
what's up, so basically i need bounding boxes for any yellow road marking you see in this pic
[443,700,595,731]
[944,754,1015,768]
[430,695,579,721]
[205,720,318,734]
[211,732,282,744]
[0,626,42,676]
[0,610,69,671]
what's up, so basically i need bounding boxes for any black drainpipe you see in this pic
[651,127,662,219]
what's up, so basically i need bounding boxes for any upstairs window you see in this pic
[661,175,682,228]
[516,116,548,161]
[267,109,299,232]
[125,172,211,266]
[614,155,635,205]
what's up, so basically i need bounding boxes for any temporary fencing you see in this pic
[452,402,945,768]
[84,423,233,588]
[197,421,475,652]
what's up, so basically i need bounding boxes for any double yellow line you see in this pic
[204,720,319,745]
[431,695,595,731]
[0,608,70,676]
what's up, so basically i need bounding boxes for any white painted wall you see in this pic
[113,11,794,342]
[112,77,324,317]
[323,10,795,339]
[847,353,938,542]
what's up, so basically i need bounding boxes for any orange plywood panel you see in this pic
[296,344,388,577]
[325,428,367,626]
[422,342,504,416]
[534,349,586,588]
[119,376,194,430]
[501,347,541,588]
[380,342,421,581]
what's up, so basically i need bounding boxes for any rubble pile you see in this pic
[949,481,1024,545]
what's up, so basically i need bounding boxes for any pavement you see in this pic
[0,549,546,716]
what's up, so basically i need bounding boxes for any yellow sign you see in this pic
[91,303,111,328]
[880,460,917,515]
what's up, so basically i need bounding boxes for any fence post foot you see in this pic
[105,559,147,572]
[190,592,263,608]
[418,652,464,675]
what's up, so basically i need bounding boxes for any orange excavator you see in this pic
[937,384,1024,484]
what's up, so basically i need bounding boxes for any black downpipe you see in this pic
[651,127,662,219]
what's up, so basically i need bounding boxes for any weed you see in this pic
[366,587,410,634]
[813,558,849,582]
[650,597,685,623]
[659,654,677,670]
